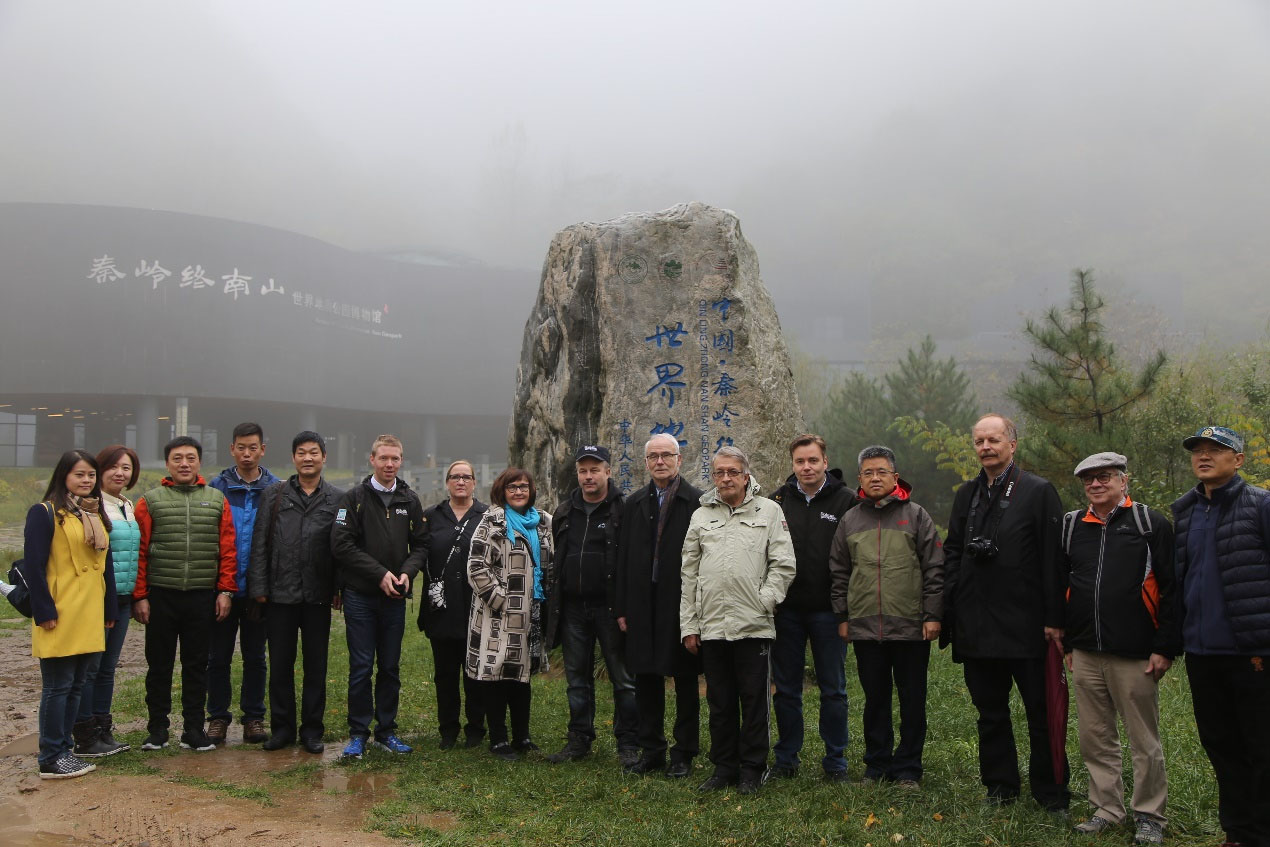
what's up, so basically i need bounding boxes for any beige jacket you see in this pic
[680,476,796,641]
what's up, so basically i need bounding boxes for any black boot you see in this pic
[95,714,130,755]
[73,718,118,759]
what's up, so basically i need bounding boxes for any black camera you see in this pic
[965,537,998,560]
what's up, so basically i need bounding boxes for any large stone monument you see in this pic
[510,202,804,505]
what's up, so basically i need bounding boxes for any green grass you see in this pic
[79,613,1224,846]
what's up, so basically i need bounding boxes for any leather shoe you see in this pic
[665,760,692,779]
[738,776,761,796]
[439,736,457,750]
[624,755,666,775]
[697,774,734,792]
[301,738,325,754]
[767,764,798,780]
[262,734,294,751]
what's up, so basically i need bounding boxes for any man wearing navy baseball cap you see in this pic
[1172,425,1270,847]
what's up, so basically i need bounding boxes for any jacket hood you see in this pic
[856,475,913,506]
[777,468,846,500]
[701,473,762,507]
[162,475,207,487]
[215,466,281,488]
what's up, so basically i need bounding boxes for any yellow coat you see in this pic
[31,510,108,659]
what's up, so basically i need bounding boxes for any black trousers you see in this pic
[480,679,530,746]
[962,656,1070,810]
[854,640,930,782]
[144,587,215,734]
[634,670,700,764]
[1187,654,1270,847]
[700,638,771,781]
[266,602,331,742]
[430,636,485,743]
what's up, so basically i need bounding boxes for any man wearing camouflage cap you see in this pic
[1061,452,1177,844]
[1172,426,1270,847]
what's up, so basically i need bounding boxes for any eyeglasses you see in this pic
[505,483,531,493]
[447,474,475,482]
[645,452,679,463]
[711,468,746,479]
[859,469,895,479]
[1081,471,1121,486]
[1191,445,1235,458]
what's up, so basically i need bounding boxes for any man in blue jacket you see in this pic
[206,422,280,746]
[1172,425,1270,847]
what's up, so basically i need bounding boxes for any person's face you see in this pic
[166,446,201,484]
[446,463,475,501]
[711,455,748,506]
[858,457,897,501]
[292,442,326,479]
[973,417,1016,476]
[1081,469,1127,512]
[791,444,827,492]
[370,445,402,487]
[1190,441,1244,489]
[101,456,133,498]
[504,477,531,511]
[66,460,97,497]
[231,435,264,476]
[576,458,611,500]
[645,438,682,486]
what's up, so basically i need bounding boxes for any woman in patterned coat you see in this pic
[466,467,553,761]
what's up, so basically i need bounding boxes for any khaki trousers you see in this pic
[1071,649,1167,825]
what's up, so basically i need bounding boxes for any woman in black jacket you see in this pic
[418,460,488,749]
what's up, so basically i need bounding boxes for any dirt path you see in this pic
[0,622,429,847]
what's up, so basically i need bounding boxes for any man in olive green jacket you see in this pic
[829,445,943,786]
[680,446,796,796]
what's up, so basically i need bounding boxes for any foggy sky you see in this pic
[3,0,1268,356]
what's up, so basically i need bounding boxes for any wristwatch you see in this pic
[219,591,234,598]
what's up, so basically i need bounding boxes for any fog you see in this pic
[3,0,1268,363]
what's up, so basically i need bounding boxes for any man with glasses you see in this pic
[942,414,1069,813]
[768,434,857,782]
[1172,426,1270,847]
[545,445,637,767]
[681,446,796,796]
[615,434,704,777]
[829,445,943,789]
[1061,453,1176,844]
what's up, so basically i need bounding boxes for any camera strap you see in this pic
[967,465,1020,541]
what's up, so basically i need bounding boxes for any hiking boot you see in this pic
[205,717,230,746]
[1133,818,1164,845]
[547,733,591,763]
[72,718,119,759]
[738,774,762,796]
[1074,815,1116,834]
[140,730,169,751]
[95,714,130,755]
[618,746,641,769]
[179,729,216,752]
[823,770,851,784]
[39,752,95,780]
[243,718,269,744]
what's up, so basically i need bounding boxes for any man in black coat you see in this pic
[247,431,341,754]
[614,433,703,778]
[942,414,1069,812]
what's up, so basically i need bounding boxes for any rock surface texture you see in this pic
[510,202,804,505]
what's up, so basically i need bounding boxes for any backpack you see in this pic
[1062,501,1161,627]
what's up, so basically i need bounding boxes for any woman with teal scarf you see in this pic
[466,467,554,761]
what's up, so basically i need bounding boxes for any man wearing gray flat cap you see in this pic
[1172,425,1270,847]
[1060,452,1177,844]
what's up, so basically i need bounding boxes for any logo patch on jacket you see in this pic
[395,508,408,516]
[820,512,838,523]
[336,508,347,523]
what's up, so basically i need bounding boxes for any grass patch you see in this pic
[94,612,1223,846]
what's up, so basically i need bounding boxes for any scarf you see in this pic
[650,475,682,582]
[69,494,109,551]
[503,505,544,601]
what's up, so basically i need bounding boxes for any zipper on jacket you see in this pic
[185,489,192,590]
[1094,520,1107,652]
[875,520,884,640]
[577,510,593,595]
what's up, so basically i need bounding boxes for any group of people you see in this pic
[20,415,1269,847]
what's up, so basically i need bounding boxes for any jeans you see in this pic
[77,600,131,719]
[267,602,331,742]
[854,640,930,782]
[701,638,772,781]
[145,587,215,734]
[430,636,485,742]
[771,608,848,773]
[560,595,638,747]
[342,588,405,740]
[206,596,268,723]
[39,653,97,766]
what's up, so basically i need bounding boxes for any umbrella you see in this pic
[1043,638,1069,784]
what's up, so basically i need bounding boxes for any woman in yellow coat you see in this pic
[25,449,118,779]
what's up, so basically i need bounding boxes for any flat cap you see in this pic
[1073,451,1128,477]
